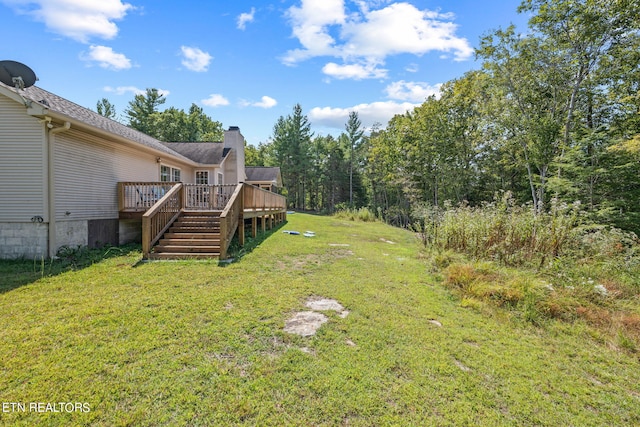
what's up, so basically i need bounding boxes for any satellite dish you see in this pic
[0,60,37,89]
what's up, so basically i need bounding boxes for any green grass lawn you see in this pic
[1,213,639,426]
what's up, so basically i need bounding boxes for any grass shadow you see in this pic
[222,219,288,265]
[0,244,142,294]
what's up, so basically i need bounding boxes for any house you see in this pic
[0,81,286,259]
[245,166,283,193]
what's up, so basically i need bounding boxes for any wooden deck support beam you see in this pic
[251,217,257,238]
[238,214,245,246]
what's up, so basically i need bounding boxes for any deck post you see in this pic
[142,215,150,258]
[252,217,257,238]
[238,185,245,247]
[219,218,228,259]
[261,215,266,233]
[239,215,245,246]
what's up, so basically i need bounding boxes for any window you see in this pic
[217,173,223,185]
[160,165,181,182]
[196,171,209,185]
[160,165,170,182]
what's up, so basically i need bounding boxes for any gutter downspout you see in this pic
[47,121,71,258]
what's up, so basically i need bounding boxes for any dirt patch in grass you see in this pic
[284,297,350,336]
[306,296,350,318]
[283,312,328,336]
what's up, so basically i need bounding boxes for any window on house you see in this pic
[217,173,223,185]
[196,171,209,185]
[160,165,170,182]
[160,165,181,182]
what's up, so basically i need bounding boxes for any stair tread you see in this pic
[159,239,220,245]
[169,227,220,231]
[148,253,221,260]
[164,234,220,239]
[155,245,221,249]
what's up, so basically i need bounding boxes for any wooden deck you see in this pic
[118,182,287,259]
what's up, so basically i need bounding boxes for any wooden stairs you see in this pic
[148,211,223,260]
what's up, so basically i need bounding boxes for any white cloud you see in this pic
[322,62,387,80]
[237,7,255,30]
[202,94,230,107]
[341,3,472,61]
[81,45,131,70]
[310,100,418,130]
[2,0,133,43]
[180,46,212,72]
[282,0,346,64]
[104,86,170,97]
[283,1,473,79]
[385,80,441,102]
[405,63,419,73]
[104,85,144,95]
[245,96,277,108]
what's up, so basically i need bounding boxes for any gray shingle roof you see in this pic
[161,142,229,165]
[1,83,195,163]
[245,166,282,184]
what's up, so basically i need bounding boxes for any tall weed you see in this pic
[333,207,379,222]
[414,193,600,267]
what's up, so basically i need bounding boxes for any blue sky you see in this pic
[0,0,528,145]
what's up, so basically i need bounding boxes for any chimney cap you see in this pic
[228,126,240,131]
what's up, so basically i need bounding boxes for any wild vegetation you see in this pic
[239,0,640,236]
[407,194,640,350]
[2,214,639,426]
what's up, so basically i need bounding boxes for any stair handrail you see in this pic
[218,183,244,259]
[142,183,184,258]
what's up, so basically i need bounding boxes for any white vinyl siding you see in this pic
[0,96,46,221]
[53,130,188,221]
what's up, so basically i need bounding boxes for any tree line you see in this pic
[252,0,640,233]
[96,88,224,142]
[96,0,640,233]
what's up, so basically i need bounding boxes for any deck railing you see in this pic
[118,182,178,212]
[142,183,183,257]
[243,183,287,211]
[183,184,237,210]
[119,182,237,212]
[219,183,244,259]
